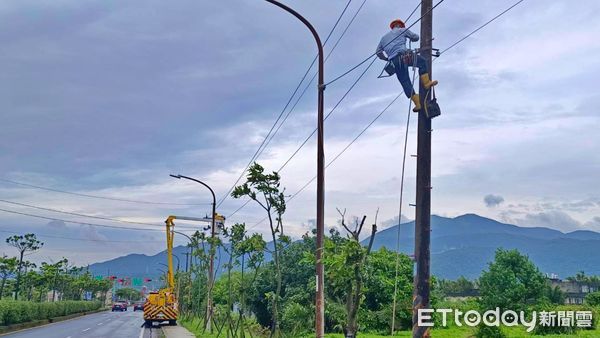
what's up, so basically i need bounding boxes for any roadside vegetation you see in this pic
[2,165,597,337]
[174,162,600,337]
[0,233,112,328]
[0,300,102,326]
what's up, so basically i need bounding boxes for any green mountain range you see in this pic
[89,214,600,281]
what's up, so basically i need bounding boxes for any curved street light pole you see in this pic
[263,1,325,336]
[170,174,217,332]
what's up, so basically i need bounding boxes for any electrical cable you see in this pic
[391,67,417,335]
[0,229,162,243]
[0,178,210,206]
[0,199,201,230]
[439,0,526,55]
[0,208,200,233]
[0,199,162,227]
[247,91,405,231]
[255,0,370,163]
[225,0,372,217]
[278,57,378,173]
[325,0,445,86]
[231,1,422,223]
[216,0,355,209]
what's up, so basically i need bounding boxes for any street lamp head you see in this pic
[170,174,182,179]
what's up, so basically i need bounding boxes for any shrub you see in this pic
[281,301,313,336]
[585,291,600,306]
[324,301,346,333]
[531,304,598,335]
[0,300,101,326]
[474,324,506,338]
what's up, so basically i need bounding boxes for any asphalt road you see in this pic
[3,308,162,338]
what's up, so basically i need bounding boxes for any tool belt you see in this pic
[401,50,415,66]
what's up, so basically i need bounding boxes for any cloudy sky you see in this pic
[1,0,599,265]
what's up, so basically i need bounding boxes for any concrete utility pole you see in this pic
[263,1,325,337]
[413,0,433,337]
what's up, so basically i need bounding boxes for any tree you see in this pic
[220,222,246,336]
[437,276,477,297]
[327,209,378,338]
[40,258,68,301]
[6,233,43,300]
[115,287,141,301]
[188,230,211,318]
[0,255,17,299]
[237,232,266,337]
[585,291,600,306]
[223,223,266,338]
[479,249,547,312]
[232,162,287,337]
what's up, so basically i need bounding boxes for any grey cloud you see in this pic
[584,217,600,230]
[516,211,582,232]
[484,194,504,207]
[559,198,600,212]
[46,220,67,229]
[381,214,412,228]
[79,225,108,243]
[2,0,600,264]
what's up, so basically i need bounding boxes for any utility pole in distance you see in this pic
[413,0,433,337]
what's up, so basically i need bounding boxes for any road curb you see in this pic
[0,307,109,336]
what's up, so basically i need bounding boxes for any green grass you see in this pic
[180,317,600,338]
[315,326,600,338]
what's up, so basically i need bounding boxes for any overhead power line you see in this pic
[228,199,252,219]
[290,93,403,201]
[284,0,525,204]
[0,178,210,206]
[439,0,526,55]
[247,92,404,231]
[279,57,378,173]
[0,208,200,233]
[0,199,161,226]
[216,0,359,209]
[326,0,446,86]
[243,0,526,230]
[254,0,370,164]
[0,229,162,243]
[0,199,200,230]
[227,2,421,220]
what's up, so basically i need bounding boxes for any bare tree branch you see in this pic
[337,208,353,234]
[356,215,367,238]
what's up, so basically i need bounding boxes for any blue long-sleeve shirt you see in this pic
[376,27,419,60]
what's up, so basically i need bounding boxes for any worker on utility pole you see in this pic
[376,19,438,112]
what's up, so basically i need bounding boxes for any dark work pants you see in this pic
[391,52,429,98]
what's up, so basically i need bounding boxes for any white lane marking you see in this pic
[82,328,91,332]
[97,322,103,326]
[66,336,71,338]
[139,327,145,338]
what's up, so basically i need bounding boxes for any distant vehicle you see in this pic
[111,302,126,312]
[117,300,128,311]
[133,302,144,311]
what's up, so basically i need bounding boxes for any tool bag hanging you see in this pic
[377,60,396,78]
[424,85,441,119]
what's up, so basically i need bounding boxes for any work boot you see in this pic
[420,73,438,89]
[411,94,421,112]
